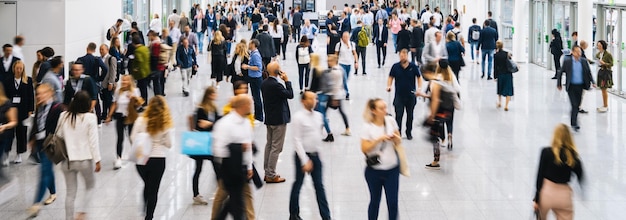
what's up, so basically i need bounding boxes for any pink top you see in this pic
[389,18,402,34]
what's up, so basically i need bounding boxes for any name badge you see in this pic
[36,131,46,140]
[12,97,21,104]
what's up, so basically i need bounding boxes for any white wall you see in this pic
[65,0,122,63]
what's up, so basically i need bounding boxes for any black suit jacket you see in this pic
[373,24,389,46]
[261,77,293,125]
[396,29,412,51]
[557,56,594,91]
[292,12,303,27]
[78,54,108,82]
[1,57,20,82]
[2,77,35,121]
[256,32,276,58]
[410,26,424,49]
[29,101,65,141]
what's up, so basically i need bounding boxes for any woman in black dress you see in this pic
[493,40,514,111]
[209,30,227,87]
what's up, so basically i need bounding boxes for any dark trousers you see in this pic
[281,38,288,57]
[297,64,310,91]
[5,123,27,154]
[273,38,282,56]
[393,95,416,135]
[328,100,350,129]
[94,93,102,124]
[567,85,584,127]
[136,158,166,220]
[289,154,331,219]
[247,76,264,121]
[114,113,133,157]
[151,71,164,96]
[552,54,562,77]
[101,88,114,120]
[356,46,367,74]
[376,44,387,66]
[218,158,246,220]
[293,25,301,42]
[192,156,219,197]
[137,77,151,106]
[449,60,463,82]
[0,138,11,182]
[365,166,399,220]
[262,57,271,69]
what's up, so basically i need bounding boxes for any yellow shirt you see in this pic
[222,103,255,127]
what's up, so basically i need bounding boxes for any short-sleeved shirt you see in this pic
[113,88,141,116]
[361,116,399,170]
[335,41,356,65]
[389,62,421,97]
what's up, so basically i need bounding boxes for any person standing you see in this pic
[361,98,401,220]
[386,49,422,140]
[168,9,181,29]
[104,75,141,170]
[57,91,101,220]
[11,36,25,62]
[62,61,98,114]
[339,11,351,36]
[467,18,482,64]
[176,37,197,97]
[557,46,594,132]
[261,61,294,183]
[292,7,303,41]
[182,26,200,55]
[595,40,613,113]
[131,96,173,220]
[0,83,17,177]
[295,36,313,93]
[281,18,291,59]
[255,25,276,68]
[193,11,207,54]
[242,39,264,122]
[301,19,318,45]
[150,14,162,36]
[478,20,498,80]
[395,23,411,53]
[206,8,216,43]
[486,11,498,33]
[550,29,564,80]
[288,91,331,220]
[27,83,65,217]
[2,60,33,164]
[107,19,124,41]
[445,31,465,80]
[373,19,389,68]
[493,40,514,111]
[147,31,165,96]
[409,19,424,65]
[251,8,263,33]
[269,19,284,59]
[130,36,151,103]
[77,43,108,123]
[533,124,584,220]
[350,21,369,75]
[422,32,448,64]
[335,32,358,100]
[100,44,117,123]
[1,44,20,83]
[168,21,182,70]
[388,13,402,52]
[209,31,227,87]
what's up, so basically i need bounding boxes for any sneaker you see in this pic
[597,107,608,113]
[27,204,41,218]
[425,163,441,170]
[578,109,589,114]
[13,155,22,164]
[183,91,190,97]
[44,194,56,205]
[193,195,209,205]
[487,77,493,80]
[1,157,8,167]
[113,158,122,170]
[341,130,351,136]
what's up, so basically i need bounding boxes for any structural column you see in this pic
[577,0,593,56]
[511,0,526,62]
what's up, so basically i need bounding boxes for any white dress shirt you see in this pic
[12,45,24,62]
[292,109,323,164]
[3,55,13,71]
[212,111,253,170]
[150,18,162,35]
[269,24,283,39]
[170,27,182,43]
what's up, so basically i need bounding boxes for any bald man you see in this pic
[261,61,294,183]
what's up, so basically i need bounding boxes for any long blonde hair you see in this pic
[550,124,580,168]
[12,60,28,84]
[436,65,454,82]
[310,53,321,75]
[235,41,250,58]
[144,96,173,135]
[213,30,225,44]
[119,75,137,93]
[199,86,217,114]
[0,83,8,105]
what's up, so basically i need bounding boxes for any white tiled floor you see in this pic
[2,29,626,220]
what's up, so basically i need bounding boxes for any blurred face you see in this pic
[248,42,255,50]
[435,32,442,42]
[36,86,53,105]
[121,75,131,88]
[596,42,604,51]
[342,32,350,42]
[399,50,408,63]
[378,19,383,25]
[235,84,249,95]
[71,63,84,78]
[13,62,24,77]
[3,47,12,57]
[114,38,121,47]
[301,92,317,110]
[209,91,218,100]
[99,46,107,57]
[183,39,189,47]
[371,100,387,118]
[36,52,44,61]
[572,47,581,59]
[184,26,191,33]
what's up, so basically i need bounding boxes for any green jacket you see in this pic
[131,45,151,80]
[596,50,613,70]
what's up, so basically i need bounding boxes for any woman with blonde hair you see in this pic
[493,40,514,111]
[534,123,584,220]
[209,30,227,86]
[308,54,333,142]
[231,40,250,83]
[445,31,465,80]
[0,83,18,184]
[437,60,461,151]
[361,98,401,220]
[131,95,173,220]
[190,86,220,205]
[3,60,34,164]
[105,75,142,169]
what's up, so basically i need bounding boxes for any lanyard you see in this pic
[71,77,85,94]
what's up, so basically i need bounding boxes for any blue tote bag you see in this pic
[181,131,212,156]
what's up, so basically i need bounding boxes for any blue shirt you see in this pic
[571,58,583,85]
[248,50,263,78]
[389,62,421,96]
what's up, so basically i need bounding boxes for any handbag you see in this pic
[181,131,213,156]
[507,53,519,73]
[130,132,152,165]
[394,143,411,177]
[42,116,68,164]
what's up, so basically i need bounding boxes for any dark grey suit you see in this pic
[557,56,594,127]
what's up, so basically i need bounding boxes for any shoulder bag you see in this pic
[506,52,519,73]
[42,114,68,165]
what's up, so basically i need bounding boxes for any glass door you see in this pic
[533,1,547,66]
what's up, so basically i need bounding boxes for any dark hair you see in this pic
[597,40,608,50]
[41,47,55,58]
[87,42,97,51]
[131,21,138,28]
[50,56,63,68]
[472,18,477,23]
[14,36,24,45]
[420,61,438,73]
[173,9,178,13]
[299,35,309,47]
[572,31,578,37]
[2,44,12,50]
[66,91,92,127]
[400,23,406,29]
[250,39,260,48]
[117,19,123,23]
[132,35,142,45]
[488,11,492,17]
[233,80,248,95]
[484,20,490,26]
[262,24,268,31]
[73,59,84,67]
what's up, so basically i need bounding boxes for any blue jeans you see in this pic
[340,64,351,97]
[469,42,479,60]
[35,141,56,203]
[365,166,399,220]
[315,94,331,133]
[196,32,205,53]
[391,33,398,52]
[226,42,232,55]
[481,49,495,77]
[289,154,331,219]
[206,27,213,43]
[247,76,264,121]
[252,23,259,32]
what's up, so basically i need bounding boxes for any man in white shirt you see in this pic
[12,36,25,62]
[167,9,181,29]
[288,91,331,220]
[424,16,439,45]
[420,7,432,28]
[211,94,254,220]
[433,7,443,29]
[149,14,162,36]
[410,6,418,21]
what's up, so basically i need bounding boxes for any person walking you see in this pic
[261,61,294,183]
[176,37,198,97]
[100,44,118,122]
[494,40,514,111]
[130,36,151,103]
[533,123,584,220]
[335,32,358,100]
[288,91,331,220]
[595,40,613,113]
[269,19,284,59]
[388,12,402,52]
[147,31,165,97]
[409,19,424,65]
[292,6,303,42]
[386,49,422,140]
[308,54,334,142]
[361,98,401,220]
[190,87,220,205]
[131,96,173,220]
[57,91,101,220]
[209,31,227,87]
[193,11,207,54]
[326,24,341,55]
[478,20,498,80]
[281,18,291,59]
[0,83,17,180]
[395,23,411,53]
[467,18,482,64]
[295,36,313,94]
[373,19,389,68]
[550,29,564,80]
[2,60,34,164]
[231,40,250,83]
[421,32,448,64]
[445,31,465,80]
[326,55,351,136]
[300,19,318,45]
[556,46,594,132]
[105,75,142,169]
[27,83,65,217]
